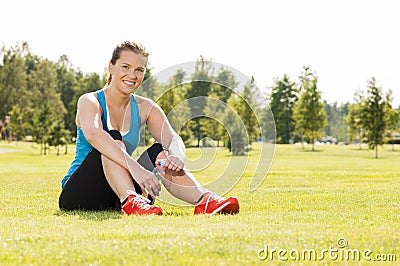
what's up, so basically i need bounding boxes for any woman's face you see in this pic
[108,50,147,94]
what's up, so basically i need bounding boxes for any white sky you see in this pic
[1,0,399,107]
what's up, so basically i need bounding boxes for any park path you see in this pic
[0,148,19,154]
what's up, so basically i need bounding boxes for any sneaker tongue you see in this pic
[136,194,151,204]
[127,190,151,204]
[207,192,223,201]
[198,192,222,204]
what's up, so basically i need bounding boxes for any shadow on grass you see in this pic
[161,210,192,216]
[54,209,122,221]
[298,149,324,152]
[54,209,192,219]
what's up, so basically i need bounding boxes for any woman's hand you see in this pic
[130,165,161,198]
[164,154,184,172]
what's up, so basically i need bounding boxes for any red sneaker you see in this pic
[194,192,239,215]
[122,191,163,215]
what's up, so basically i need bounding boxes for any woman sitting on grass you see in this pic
[59,41,239,215]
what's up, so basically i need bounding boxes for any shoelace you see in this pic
[204,192,223,212]
[126,190,152,210]
[133,196,151,210]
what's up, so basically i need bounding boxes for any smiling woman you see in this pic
[58,41,239,216]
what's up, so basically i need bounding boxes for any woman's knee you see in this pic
[137,143,165,171]
[108,129,127,151]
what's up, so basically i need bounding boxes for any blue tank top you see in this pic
[61,89,141,188]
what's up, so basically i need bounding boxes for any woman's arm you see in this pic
[139,96,186,171]
[77,93,161,196]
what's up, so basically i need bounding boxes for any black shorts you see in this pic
[59,130,164,211]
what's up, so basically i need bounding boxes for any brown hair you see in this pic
[107,41,149,85]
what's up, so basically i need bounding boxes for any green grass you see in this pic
[0,141,399,265]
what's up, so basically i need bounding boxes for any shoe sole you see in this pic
[122,210,163,215]
[206,201,239,216]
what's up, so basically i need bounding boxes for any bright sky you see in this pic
[1,0,399,107]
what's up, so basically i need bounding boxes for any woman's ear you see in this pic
[108,61,114,74]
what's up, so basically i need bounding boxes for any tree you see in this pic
[359,77,387,158]
[26,59,66,154]
[223,94,249,155]
[259,106,276,143]
[185,56,214,146]
[269,74,298,143]
[157,69,192,146]
[324,101,349,143]
[29,103,55,154]
[137,64,161,100]
[386,107,399,151]
[8,105,26,143]
[238,76,260,144]
[381,89,399,151]
[346,103,362,149]
[48,116,69,155]
[55,55,78,138]
[157,68,186,115]
[212,67,238,103]
[199,92,225,147]
[0,43,28,119]
[293,67,327,151]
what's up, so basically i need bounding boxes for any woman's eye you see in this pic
[122,65,129,69]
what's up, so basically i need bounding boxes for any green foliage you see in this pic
[211,67,238,102]
[3,41,397,161]
[359,77,391,158]
[345,100,364,146]
[155,69,193,146]
[240,77,260,144]
[8,105,25,141]
[185,57,214,146]
[294,67,327,150]
[269,74,298,144]
[157,68,186,115]
[199,92,225,147]
[324,101,349,142]
[48,116,69,155]
[0,43,28,119]
[385,90,400,150]
[259,106,276,143]
[223,95,248,155]
[55,55,79,136]
[137,65,162,100]
[0,42,109,152]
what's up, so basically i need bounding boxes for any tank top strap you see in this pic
[95,89,109,131]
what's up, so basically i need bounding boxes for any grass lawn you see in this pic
[0,141,399,265]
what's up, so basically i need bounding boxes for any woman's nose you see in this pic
[128,70,136,78]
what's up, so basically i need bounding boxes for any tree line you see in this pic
[269,67,400,157]
[1,42,399,157]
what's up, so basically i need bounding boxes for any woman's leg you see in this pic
[59,148,120,211]
[59,130,137,211]
[137,144,204,205]
[101,139,138,201]
[137,143,239,214]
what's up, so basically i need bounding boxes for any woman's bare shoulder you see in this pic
[78,92,98,105]
[76,92,102,115]
[134,94,154,105]
[134,94,162,123]
[134,94,158,110]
